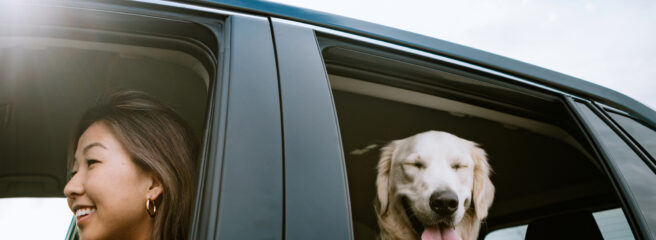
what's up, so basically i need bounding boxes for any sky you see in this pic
[268,0,656,110]
[1,1,654,239]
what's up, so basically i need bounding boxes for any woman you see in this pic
[64,91,199,240]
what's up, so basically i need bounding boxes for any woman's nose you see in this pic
[63,173,84,197]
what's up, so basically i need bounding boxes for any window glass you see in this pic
[0,198,72,239]
[593,208,634,240]
[485,225,528,240]
[484,208,633,240]
[573,101,656,239]
[607,111,656,160]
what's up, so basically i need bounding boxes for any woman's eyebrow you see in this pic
[82,142,107,154]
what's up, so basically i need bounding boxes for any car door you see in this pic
[269,8,656,240]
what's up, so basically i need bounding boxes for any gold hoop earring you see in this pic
[146,198,157,217]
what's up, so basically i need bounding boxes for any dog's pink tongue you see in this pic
[421,227,461,240]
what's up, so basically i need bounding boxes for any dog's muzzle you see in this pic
[403,195,461,240]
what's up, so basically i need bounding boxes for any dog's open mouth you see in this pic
[402,197,462,240]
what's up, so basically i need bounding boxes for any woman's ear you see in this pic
[471,144,495,220]
[146,174,164,201]
[375,141,397,217]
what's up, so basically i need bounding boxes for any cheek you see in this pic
[398,164,423,186]
[89,165,143,196]
[456,170,474,199]
[400,164,415,178]
[393,168,423,197]
[459,169,474,186]
[85,164,149,224]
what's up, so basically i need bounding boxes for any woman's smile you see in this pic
[75,207,96,226]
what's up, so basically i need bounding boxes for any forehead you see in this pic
[399,132,472,160]
[75,122,119,156]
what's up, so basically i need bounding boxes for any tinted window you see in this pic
[593,208,634,240]
[484,208,633,240]
[608,112,656,160]
[573,101,656,239]
[485,225,528,240]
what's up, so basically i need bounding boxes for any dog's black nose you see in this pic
[429,191,458,215]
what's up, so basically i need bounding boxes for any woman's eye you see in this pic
[86,159,100,166]
[70,170,77,177]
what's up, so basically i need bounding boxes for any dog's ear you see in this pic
[375,141,397,216]
[471,144,495,220]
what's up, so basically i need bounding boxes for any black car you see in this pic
[1,1,655,239]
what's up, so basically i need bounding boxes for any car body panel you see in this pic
[214,14,284,240]
[272,18,354,240]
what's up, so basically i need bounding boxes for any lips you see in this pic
[75,207,96,225]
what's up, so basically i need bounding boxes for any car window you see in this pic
[484,208,633,240]
[319,35,622,240]
[607,111,656,160]
[1,33,210,240]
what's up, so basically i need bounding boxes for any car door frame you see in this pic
[272,18,355,240]
[567,97,656,240]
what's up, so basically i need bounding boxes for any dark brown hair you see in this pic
[72,90,198,240]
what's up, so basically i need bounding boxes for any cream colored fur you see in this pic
[375,131,494,240]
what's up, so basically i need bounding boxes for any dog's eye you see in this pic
[451,163,464,170]
[405,162,425,169]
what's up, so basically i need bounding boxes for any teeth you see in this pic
[75,208,96,217]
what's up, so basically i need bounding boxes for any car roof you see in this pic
[201,0,656,127]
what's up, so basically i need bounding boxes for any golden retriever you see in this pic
[375,131,494,240]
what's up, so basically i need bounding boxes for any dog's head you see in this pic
[376,131,494,238]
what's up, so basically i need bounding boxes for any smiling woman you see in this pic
[64,91,199,240]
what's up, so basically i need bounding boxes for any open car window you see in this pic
[0,3,218,238]
[316,33,636,239]
[0,36,210,194]
[0,36,210,238]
